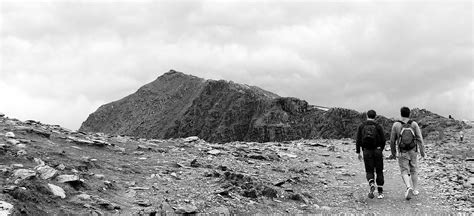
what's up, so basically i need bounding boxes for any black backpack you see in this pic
[361,123,377,149]
[398,120,417,151]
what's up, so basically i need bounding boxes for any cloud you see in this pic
[0,1,472,130]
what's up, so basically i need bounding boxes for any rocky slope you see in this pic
[83,70,424,143]
[0,114,472,215]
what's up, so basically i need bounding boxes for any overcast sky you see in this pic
[1,0,472,130]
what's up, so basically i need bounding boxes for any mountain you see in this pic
[79,70,464,143]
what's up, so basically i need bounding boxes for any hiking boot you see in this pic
[405,188,413,200]
[413,190,419,196]
[377,193,384,199]
[368,183,375,199]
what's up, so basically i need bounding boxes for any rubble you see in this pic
[0,114,471,214]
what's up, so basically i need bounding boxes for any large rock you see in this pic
[48,183,66,198]
[13,169,36,180]
[36,165,58,180]
[0,201,13,215]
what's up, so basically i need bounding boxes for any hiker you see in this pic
[388,106,426,200]
[459,129,464,142]
[356,110,386,199]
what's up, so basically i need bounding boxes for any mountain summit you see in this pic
[83,70,449,142]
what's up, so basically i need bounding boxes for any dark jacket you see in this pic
[356,120,386,153]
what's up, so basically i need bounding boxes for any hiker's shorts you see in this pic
[398,149,418,175]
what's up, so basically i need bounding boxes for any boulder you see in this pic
[48,183,66,198]
[0,113,5,117]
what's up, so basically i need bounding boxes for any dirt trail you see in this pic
[342,127,473,214]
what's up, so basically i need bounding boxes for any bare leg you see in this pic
[402,174,412,188]
[411,173,418,189]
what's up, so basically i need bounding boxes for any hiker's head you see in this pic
[400,107,410,118]
[367,110,376,119]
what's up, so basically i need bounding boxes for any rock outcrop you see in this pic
[80,70,464,143]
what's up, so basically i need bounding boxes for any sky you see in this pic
[0,0,473,130]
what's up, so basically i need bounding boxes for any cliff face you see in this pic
[80,70,459,143]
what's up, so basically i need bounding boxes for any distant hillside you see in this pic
[80,70,466,143]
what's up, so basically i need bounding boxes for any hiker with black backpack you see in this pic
[356,110,386,199]
[388,106,426,200]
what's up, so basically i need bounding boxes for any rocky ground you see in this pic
[0,114,472,215]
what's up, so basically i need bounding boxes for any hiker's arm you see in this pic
[356,125,362,154]
[389,124,397,157]
[413,122,426,157]
[378,125,386,149]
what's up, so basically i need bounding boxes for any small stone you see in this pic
[11,164,24,168]
[174,204,198,214]
[134,200,152,207]
[208,150,221,155]
[76,193,91,200]
[183,136,199,142]
[320,206,331,211]
[36,165,58,180]
[7,139,20,145]
[48,183,66,198]
[190,159,200,167]
[5,132,15,138]
[56,164,66,170]
[16,144,26,149]
[0,201,13,215]
[13,169,36,180]
[17,150,27,156]
[34,158,46,166]
[278,152,297,158]
[94,174,105,179]
[56,174,80,183]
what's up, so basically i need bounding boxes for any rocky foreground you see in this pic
[0,114,473,215]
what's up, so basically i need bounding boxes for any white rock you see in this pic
[208,150,221,155]
[11,164,23,168]
[94,174,105,179]
[56,174,79,183]
[76,193,91,200]
[183,136,199,142]
[13,169,36,180]
[5,132,15,138]
[6,139,19,145]
[278,152,298,158]
[15,144,26,149]
[48,183,66,198]
[0,201,13,215]
[36,165,57,180]
[16,150,27,155]
[34,158,45,166]
[56,164,66,170]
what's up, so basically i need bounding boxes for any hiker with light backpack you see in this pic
[388,106,426,200]
[356,110,386,199]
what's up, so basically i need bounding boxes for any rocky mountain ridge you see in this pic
[81,70,468,143]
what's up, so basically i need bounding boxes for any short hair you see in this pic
[367,110,376,119]
[400,106,410,118]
